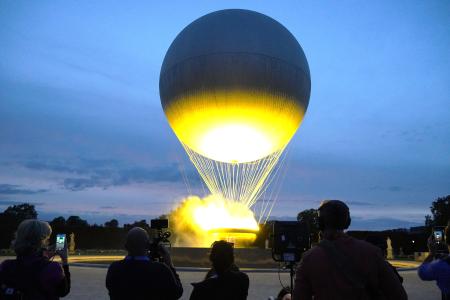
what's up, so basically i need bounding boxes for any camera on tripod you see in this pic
[271,221,310,263]
[270,221,310,296]
[148,219,171,261]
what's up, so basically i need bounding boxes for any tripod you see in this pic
[286,261,296,296]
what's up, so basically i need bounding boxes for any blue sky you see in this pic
[0,1,449,230]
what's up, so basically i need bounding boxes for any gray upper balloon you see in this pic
[159,9,311,111]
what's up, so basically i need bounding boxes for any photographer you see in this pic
[293,200,406,300]
[418,224,450,298]
[106,227,183,300]
[0,219,71,299]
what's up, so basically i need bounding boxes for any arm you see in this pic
[418,235,438,281]
[240,273,250,300]
[292,255,313,300]
[418,259,438,281]
[55,247,71,297]
[56,264,71,297]
[189,285,201,300]
[158,245,183,299]
[377,256,407,300]
[105,264,115,297]
[157,263,184,299]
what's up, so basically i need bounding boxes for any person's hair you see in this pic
[209,240,234,274]
[318,200,351,230]
[12,219,52,256]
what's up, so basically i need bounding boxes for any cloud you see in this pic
[63,178,100,191]
[21,157,200,191]
[0,184,48,195]
[0,199,44,206]
[369,185,405,192]
[350,217,423,231]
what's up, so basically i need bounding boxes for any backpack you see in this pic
[0,258,50,300]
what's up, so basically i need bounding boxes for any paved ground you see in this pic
[63,265,441,300]
[21,255,420,269]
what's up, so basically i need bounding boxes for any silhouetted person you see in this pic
[418,223,450,299]
[106,227,183,300]
[293,200,407,300]
[366,235,403,283]
[190,240,249,300]
[0,219,71,299]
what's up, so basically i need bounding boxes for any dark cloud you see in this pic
[99,206,116,209]
[24,157,201,191]
[63,178,101,191]
[0,184,48,195]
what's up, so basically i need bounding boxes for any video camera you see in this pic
[271,221,310,263]
[148,219,171,262]
[271,221,310,296]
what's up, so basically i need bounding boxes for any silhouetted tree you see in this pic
[66,216,89,228]
[3,204,37,221]
[50,216,66,228]
[426,195,450,227]
[0,203,37,248]
[105,219,119,228]
[297,208,320,243]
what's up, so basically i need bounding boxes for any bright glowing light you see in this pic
[192,196,259,231]
[169,195,259,247]
[199,123,273,163]
[165,89,304,163]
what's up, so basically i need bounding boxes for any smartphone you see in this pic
[433,227,446,244]
[55,234,66,251]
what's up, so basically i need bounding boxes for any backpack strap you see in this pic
[317,240,366,291]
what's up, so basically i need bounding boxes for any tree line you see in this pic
[0,195,448,252]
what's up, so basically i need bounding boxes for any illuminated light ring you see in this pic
[160,9,311,163]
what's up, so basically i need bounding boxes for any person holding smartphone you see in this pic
[0,219,71,299]
[418,224,450,299]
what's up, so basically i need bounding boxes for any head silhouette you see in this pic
[318,200,351,231]
[209,240,234,274]
[125,227,150,256]
[13,219,52,256]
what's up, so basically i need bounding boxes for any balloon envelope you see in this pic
[160,9,311,163]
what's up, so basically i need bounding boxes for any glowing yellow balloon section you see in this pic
[165,90,305,163]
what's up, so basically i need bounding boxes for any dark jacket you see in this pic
[0,254,70,300]
[190,269,249,300]
[293,234,407,300]
[106,257,183,300]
